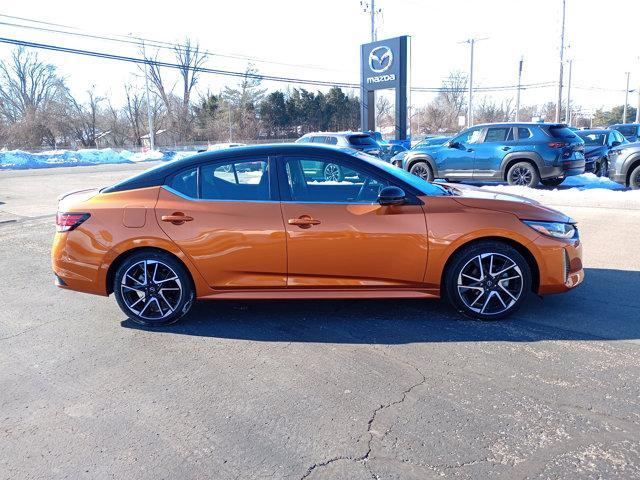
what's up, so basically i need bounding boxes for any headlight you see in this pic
[523,220,577,239]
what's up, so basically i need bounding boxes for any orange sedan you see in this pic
[52,144,583,326]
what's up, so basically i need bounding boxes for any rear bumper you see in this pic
[51,231,108,296]
[539,159,585,179]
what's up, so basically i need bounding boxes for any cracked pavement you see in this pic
[1,166,640,479]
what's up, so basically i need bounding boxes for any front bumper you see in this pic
[532,235,584,295]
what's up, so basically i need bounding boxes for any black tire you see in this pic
[507,162,540,187]
[630,165,640,190]
[595,159,608,178]
[540,177,564,187]
[114,250,194,326]
[409,161,434,182]
[323,163,343,182]
[445,241,531,321]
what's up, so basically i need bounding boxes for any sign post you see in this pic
[360,35,411,141]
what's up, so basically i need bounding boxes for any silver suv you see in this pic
[296,132,381,156]
[609,142,640,189]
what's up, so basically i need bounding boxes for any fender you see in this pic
[499,151,545,179]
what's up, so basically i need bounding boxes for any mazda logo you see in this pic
[368,46,393,73]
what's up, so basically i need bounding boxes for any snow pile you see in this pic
[480,174,640,209]
[0,148,198,170]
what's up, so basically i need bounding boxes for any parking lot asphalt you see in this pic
[1,165,639,479]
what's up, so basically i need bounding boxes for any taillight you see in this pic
[56,212,90,232]
[548,142,568,148]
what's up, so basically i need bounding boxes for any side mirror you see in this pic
[378,186,406,206]
[449,141,460,149]
[611,141,621,147]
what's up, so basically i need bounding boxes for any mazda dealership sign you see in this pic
[360,36,410,139]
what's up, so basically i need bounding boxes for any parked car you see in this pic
[609,124,640,143]
[608,141,640,189]
[206,142,246,151]
[394,123,585,188]
[296,132,382,180]
[52,144,584,325]
[391,136,453,168]
[379,143,407,162]
[576,129,628,176]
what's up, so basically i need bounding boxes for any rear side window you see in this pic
[546,126,577,139]
[484,127,513,143]
[311,136,327,143]
[518,128,531,139]
[326,136,338,145]
[168,167,197,198]
[200,159,270,201]
[348,135,378,147]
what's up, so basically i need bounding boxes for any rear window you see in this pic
[578,132,606,145]
[613,125,637,137]
[546,126,577,139]
[348,135,379,147]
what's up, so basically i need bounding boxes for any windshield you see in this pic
[546,125,577,139]
[351,151,447,196]
[577,132,606,146]
[613,125,637,137]
[348,135,379,147]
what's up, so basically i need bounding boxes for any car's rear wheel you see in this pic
[540,177,564,187]
[410,161,434,182]
[445,242,531,320]
[630,165,640,190]
[507,162,540,187]
[323,163,343,182]
[595,159,608,177]
[114,251,194,326]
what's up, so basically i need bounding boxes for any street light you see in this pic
[461,37,488,128]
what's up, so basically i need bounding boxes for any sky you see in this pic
[0,0,639,117]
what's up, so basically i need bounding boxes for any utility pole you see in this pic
[636,80,640,123]
[623,72,630,123]
[555,0,566,123]
[228,103,232,142]
[141,40,155,151]
[515,56,524,122]
[565,59,573,125]
[461,37,487,128]
[361,1,382,41]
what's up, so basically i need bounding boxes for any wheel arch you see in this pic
[407,155,438,177]
[501,153,543,181]
[439,236,540,297]
[105,246,198,296]
[624,155,640,186]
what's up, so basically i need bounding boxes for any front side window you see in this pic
[284,157,390,203]
[168,167,197,198]
[200,159,270,201]
[311,136,327,143]
[484,127,513,143]
[453,127,483,145]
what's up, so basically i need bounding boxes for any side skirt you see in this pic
[198,288,440,300]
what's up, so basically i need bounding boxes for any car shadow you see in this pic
[121,268,640,344]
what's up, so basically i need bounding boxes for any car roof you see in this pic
[467,122,568,129]
[301,131,370,137]
[102,144,359,193]
[577,129,609,134]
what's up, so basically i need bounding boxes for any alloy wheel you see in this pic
[510,166,533,186]
[323,163,341,181]
[457,253,524,316]
[120,260,183,321]
[412,164,431,180]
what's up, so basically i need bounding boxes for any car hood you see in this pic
[447,183,572,223]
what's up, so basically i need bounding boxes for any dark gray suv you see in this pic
[608,142,640,189]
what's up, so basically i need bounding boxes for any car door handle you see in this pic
[466,148,474,152]
[502,146,511,151]
[161,213,193,225]
[288,215,321,229]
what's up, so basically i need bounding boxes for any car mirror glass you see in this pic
[378,186,406,206]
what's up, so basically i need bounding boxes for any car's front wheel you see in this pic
[409,161,434,181]
[595,159,608,177]
[507,162,540,187]
[445,242,531,320]
[114,251,194,326]
[630,165,640,190]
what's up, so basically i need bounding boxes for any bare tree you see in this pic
[375,95,393,127]
[144,38,207,141]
